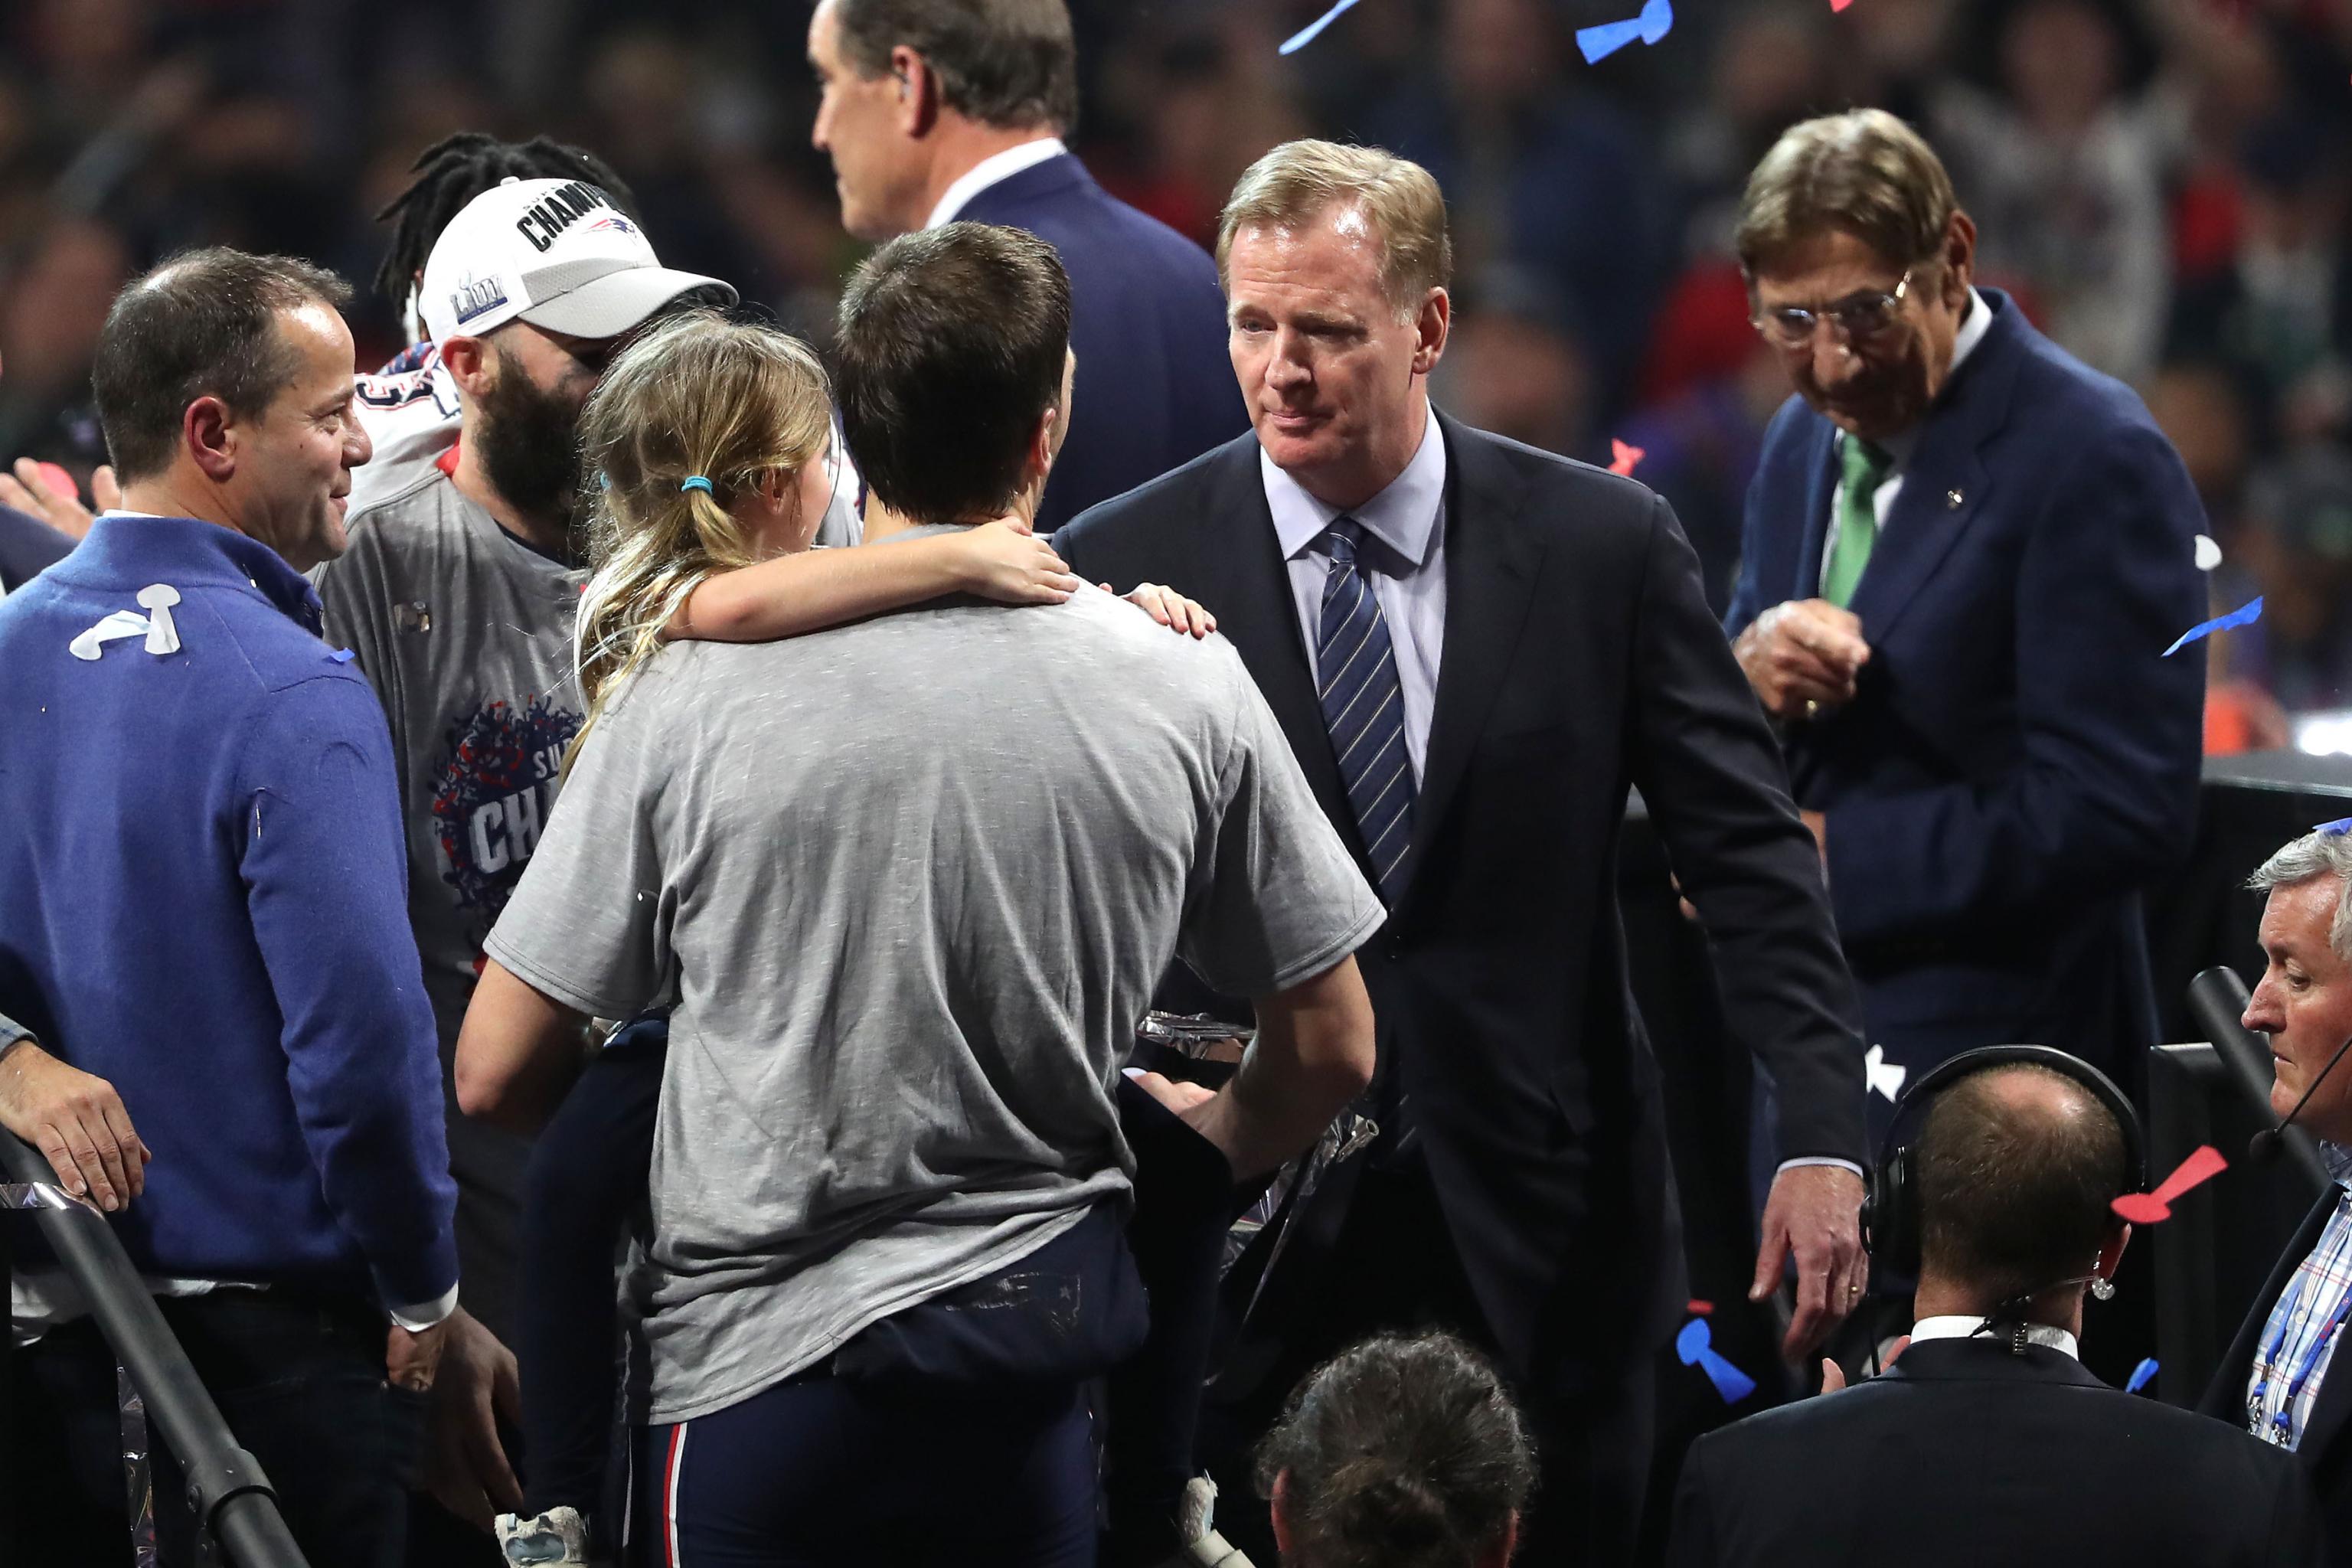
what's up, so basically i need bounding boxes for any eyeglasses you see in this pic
[1751,266,1915,349]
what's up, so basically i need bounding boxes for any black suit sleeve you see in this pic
[2267,1452,2323,1567]
[1664,1432,1721,1568]
[1627,492,1868,1165]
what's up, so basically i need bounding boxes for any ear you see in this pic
[892,46,937,137]
[185,394,237,483]
[441,334,495,396]
[1412,287,1451,377]
[1478,1511,1522,1568]
[1269,1470,1296,1560]
[1027,399,1061,488]
[2098,1222,2131,1282]
[1942,211,1978,299]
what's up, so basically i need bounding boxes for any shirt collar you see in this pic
[926,137,1069,229]
[69,511,324,631]
[2322,1141,2352,1189]
[1262,407,1447,570]
[1909,1314,2080,1362]
[1859,286,1994,470]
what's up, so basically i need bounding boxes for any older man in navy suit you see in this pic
[806,0,1244,531]
[1724,109,2206,1135]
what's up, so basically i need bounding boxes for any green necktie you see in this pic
[1822,436,1895,608]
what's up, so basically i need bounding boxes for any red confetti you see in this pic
[2111,1145,2227,1224]
[1607,439,1646,477]
[31,462,76,503]
[1831,0,1854,9]
[1687,1298,1713,1315]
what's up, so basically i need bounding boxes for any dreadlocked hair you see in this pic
[371,132,641,321]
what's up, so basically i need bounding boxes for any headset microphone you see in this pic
[2249,1032,2352,1165]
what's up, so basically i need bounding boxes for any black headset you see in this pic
[1860,1044,2146,1278]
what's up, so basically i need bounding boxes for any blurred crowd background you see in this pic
[3,0,2349,744]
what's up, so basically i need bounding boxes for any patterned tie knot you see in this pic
[1325,517,1366,567]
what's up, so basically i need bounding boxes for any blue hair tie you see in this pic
[680,475,714,496]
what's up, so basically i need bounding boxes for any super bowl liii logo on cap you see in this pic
[450,273,510,326]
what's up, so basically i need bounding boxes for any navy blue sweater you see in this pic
[0,514,457,1312]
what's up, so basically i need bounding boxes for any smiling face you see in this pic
[231,302,370,570]
[2246,874,2352,1138]
[1749,220,1975,444]
[1224,203,1448,511]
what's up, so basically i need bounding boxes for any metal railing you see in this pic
[1,1130,309,1566]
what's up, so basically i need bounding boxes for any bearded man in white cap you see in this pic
[309,175,733,1541]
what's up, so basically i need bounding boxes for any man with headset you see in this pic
[1668,1048,2316,1566]
[2205,827,2352,1551]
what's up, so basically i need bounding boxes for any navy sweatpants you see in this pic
[632,1375,1096,1568]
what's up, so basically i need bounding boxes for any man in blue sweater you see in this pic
[0,247,459,1568]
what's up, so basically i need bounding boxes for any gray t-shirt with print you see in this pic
[485,531,1385,1423]
[312,462,584,1343]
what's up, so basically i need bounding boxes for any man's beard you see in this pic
[475,349,588,538]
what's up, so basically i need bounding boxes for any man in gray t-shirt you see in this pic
[479,569,1382,1421]
[455,227,1378,1564]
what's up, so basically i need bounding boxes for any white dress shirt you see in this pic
[1818,287,1995,593]
[924,136,1070,230]
[1909,1313,2080,1361]
[1262,407,1448,781]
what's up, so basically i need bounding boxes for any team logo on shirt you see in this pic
[429,694,584,924]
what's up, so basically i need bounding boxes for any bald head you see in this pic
[1917,1064,2128,1302]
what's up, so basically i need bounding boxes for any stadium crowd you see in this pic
[3,2,2352,1567]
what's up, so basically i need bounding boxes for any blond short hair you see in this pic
[1217,139,1452,321]
[1734,108,1959,278]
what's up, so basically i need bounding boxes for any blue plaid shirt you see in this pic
[2246,1142,2352,1449]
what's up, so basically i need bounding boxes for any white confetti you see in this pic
[1865,1044,1908,1102]
[2194,534,2222,572]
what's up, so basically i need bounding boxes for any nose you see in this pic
[812,99,831,153]
[347,417,374,469]
[1810,333,1864,389]
[2244,978,2284,1037]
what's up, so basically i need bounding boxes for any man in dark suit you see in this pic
[1671,1058,2317,1567]
[1056,139,1870,1568]
[1724,109,2206,1118]
[2203,828,2352,1550]
[805,0,1244,531]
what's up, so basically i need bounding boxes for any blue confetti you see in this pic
[1576,0,1673,64]
[1674,1316,1757,1404]
[2317,818,2352,838]
[2126,1357,2158,1394]
[2161,596,2262,657]
[328,648,357,664]
[1279,0,1362,54]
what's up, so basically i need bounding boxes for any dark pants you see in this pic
[1198,1158,1655,1568]
[518,1020,668,1527]
[5,1288,423,1568]
[631,1374,1096,1568]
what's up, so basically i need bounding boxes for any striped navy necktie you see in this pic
[1317,518,1415,904]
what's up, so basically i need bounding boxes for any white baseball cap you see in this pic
[418,176,736,346]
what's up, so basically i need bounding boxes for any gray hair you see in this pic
[2248,831,2352,961]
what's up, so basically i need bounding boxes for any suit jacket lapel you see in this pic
[1844,297,2026,643]
[1395,413,1547,908]
[1195,442,1364,862]
[1793,423,1840,601]
[2207,1190,2337,1419]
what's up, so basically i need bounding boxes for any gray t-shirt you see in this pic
[486,533,1384,1422]
[312,461,584,1342]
